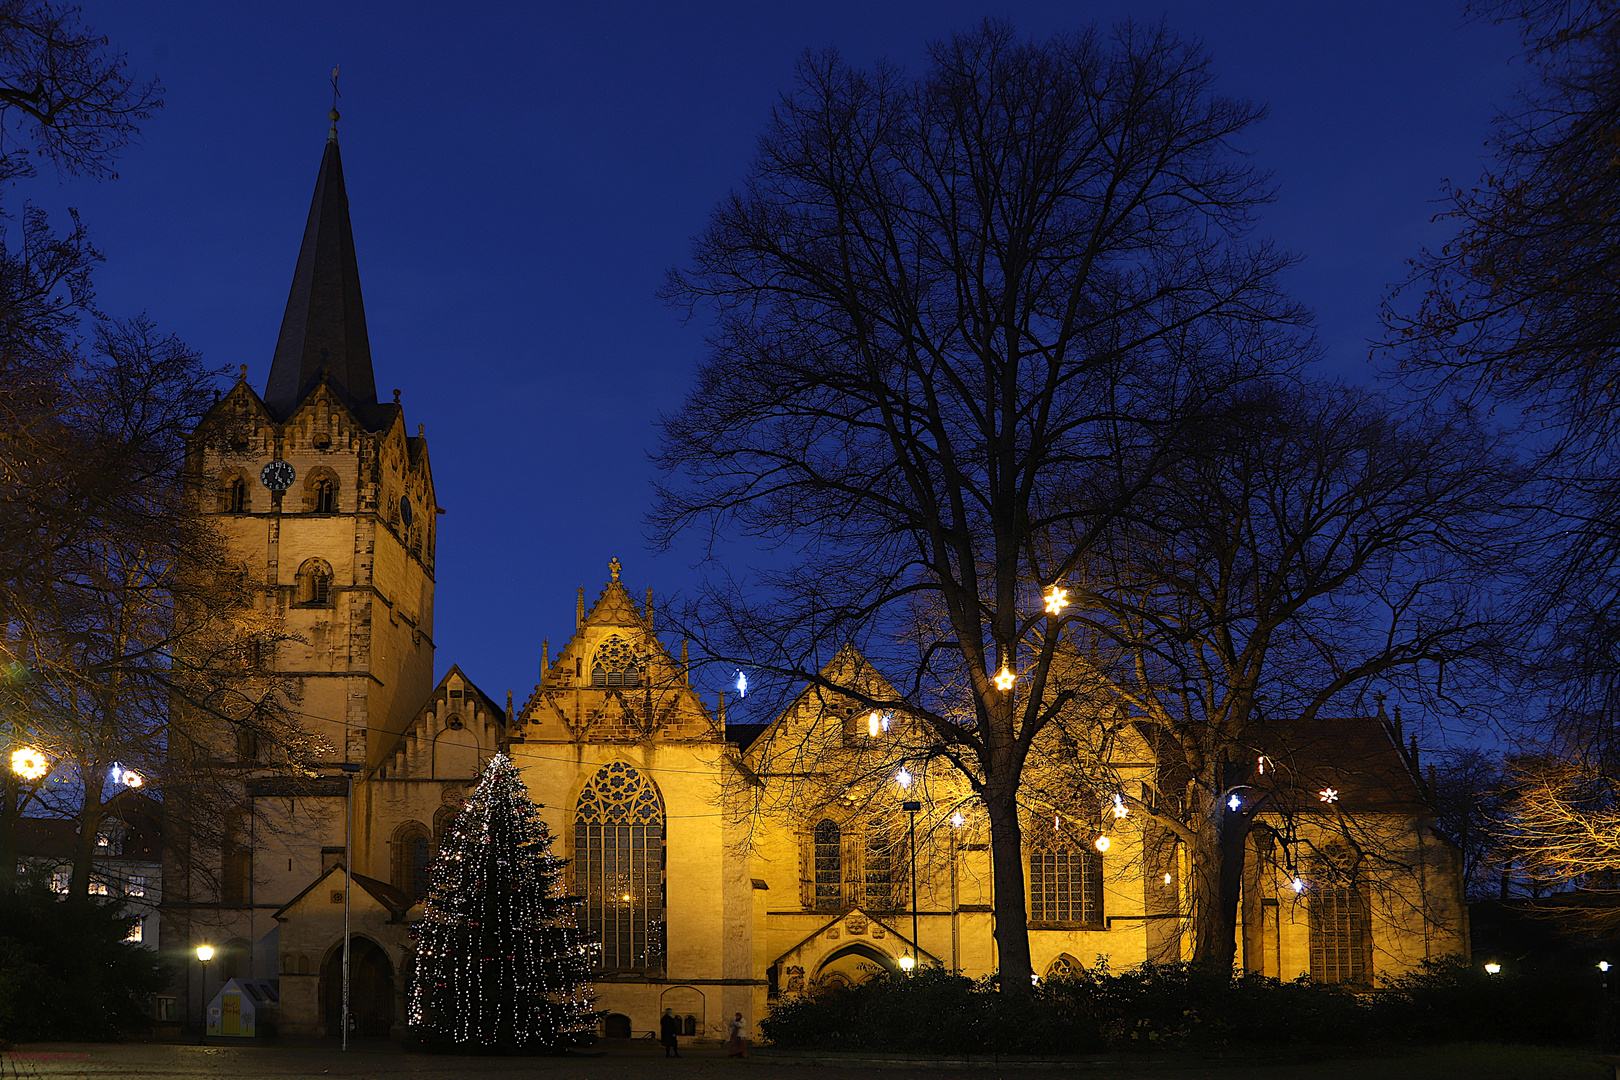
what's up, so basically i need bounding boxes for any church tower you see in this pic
[187,112,437,766]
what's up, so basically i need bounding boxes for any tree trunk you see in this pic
[68,764,107,902]
[983,775,1033,991]
[1187,787,1248,969]
[0,770,17,893]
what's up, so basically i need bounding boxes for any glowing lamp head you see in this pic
[895,768,913,790]
[950,810,965,829]
[10,747,47,780]
[195,945,215,963]
[898,956,916,972]
[1094,835,1112,853]
[1484,962,1501,975]
[1044,587,1069,616]
[1599,961,1611,972]
[621,894,632,903]
[992,666,1016,692]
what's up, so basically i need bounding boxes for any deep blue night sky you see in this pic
[36,2,1522,708]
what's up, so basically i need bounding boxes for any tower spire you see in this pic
[263,103,379,424]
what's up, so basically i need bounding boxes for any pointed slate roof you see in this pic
[263,123,379,424]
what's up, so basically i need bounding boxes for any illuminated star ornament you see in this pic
[1112,793,1129,819]
[1318,787,1340,803]
[10,747,48,780]
[1044,586,1069,615]
[1227,793,1242,811]
[734,670,748,698]
[993,666,1016,691]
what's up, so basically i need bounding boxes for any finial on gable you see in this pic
[393,388,401,404]
[609,557,622,583]
[238,364,248,382]
[577,588,585,629]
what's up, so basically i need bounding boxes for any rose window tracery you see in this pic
[592,634,643,688]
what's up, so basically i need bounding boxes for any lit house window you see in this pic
[574,762,665,972]
[50,869,68,893]
[125,919,144,943]
[127,874,146,898]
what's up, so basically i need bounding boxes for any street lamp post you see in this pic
[340,761,360,1050]
[194,945,214,1044]
[902,800,921,974]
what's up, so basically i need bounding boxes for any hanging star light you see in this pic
[1318,787,1340,803]
[895,768,913,790]
[1094,835,1112,853]
[993,666,1016,691]
[1044,586,1069,615]
[1227,793,1242,811]
[950,810,965,829]
[735,670,748,698]
[1112,793,1129,819]
[1291,877,1306,893]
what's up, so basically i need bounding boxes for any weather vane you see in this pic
[328,64,341,138]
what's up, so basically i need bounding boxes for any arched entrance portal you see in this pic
[320,937,395,1037]
[814,943,898,989]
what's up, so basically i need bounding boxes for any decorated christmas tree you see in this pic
[408,753,596,1051]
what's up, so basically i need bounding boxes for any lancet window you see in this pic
[1029,831,1104,925]
[574,762,665,972]
[1308,861,1372,985]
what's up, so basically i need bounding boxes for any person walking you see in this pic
[660,1008,681,1057]
[726,1012,746,1058]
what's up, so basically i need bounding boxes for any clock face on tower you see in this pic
[260,460,296,491]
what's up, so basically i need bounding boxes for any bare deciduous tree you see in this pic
[655,21,1309,985]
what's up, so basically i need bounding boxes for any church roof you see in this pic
[263,120,380,426]
[582,557,649,628]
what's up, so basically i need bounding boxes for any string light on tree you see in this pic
[10,747,47,780]
[1227,793,1242,811]
[1112,793,1129,819]
[1044,586,1069,615]
[1318,787,1340,803]
[734,670,748,698]
[1291,877,1306,894]
[992,666,1016,691]
[408,753,595,1051]
[895,768,913,790]
[950,810,965,829]
[1094,835,1111,853]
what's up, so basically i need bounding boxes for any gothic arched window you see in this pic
[591,634,642,688]
[296,558,334,607]
[574,762,665,972]
[1029,831,1103,925]
[313,477,336,513]
[393,822,432,903]
[1308,856,1372,985]
[813,819,842,911]
[863,823,895,911]
[225,476,248,513]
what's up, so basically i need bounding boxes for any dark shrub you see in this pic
[0,885,169,1041]
[1373,956,1604,1046]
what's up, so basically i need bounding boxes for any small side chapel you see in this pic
[165,120,1469,1044]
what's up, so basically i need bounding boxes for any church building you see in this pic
[163,121,1469,1042]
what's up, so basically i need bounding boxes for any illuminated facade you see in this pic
[165,123,1469,1044]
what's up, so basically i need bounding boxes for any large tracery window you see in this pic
[863,825,895,911]
[812,819,843,911]
[1029,833,1104,925]
[574,762,665,972]
[1308,870,1372,985]
[590,634,643,688]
